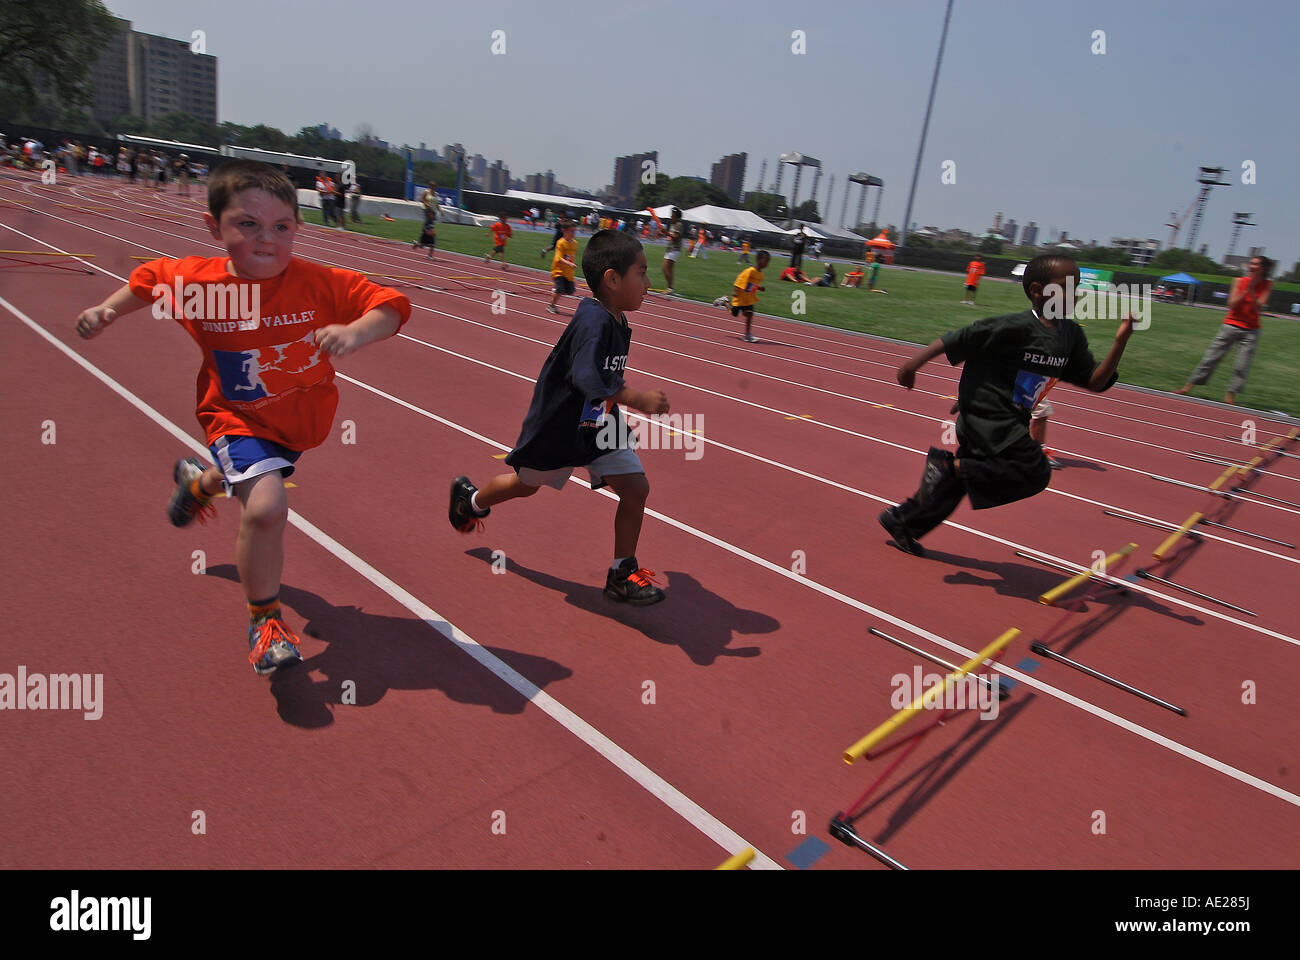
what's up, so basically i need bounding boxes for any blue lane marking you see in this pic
[787,835,831,870]
[1015,657,1040,672]
[997,675,1019,692]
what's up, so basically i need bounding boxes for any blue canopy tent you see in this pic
[1159,272,1200,304]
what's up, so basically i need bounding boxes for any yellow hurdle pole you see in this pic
[1209,465,1240,490]
[842,628,1019,764]
[715,848,755,870]
[1237,436,1287,477]
[0,250,97,257]
[1152,515,1203,561]
[1038,543,1138,605]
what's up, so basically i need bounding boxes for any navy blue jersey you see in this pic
[506,298,633,470]
[942,309,1113,456]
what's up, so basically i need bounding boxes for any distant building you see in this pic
[991,211,1003,233]
[442,143,466,164]
[1021,221,1039,247]
[409,142,441,164]
[1223,246,1266,272]
[1002,219,1019,245]
[710,152,747,202]
[484,160,510,193]
[317,123,342,140]
[83,16,217,128]
[1110,237,1160,266]
[470,153,487,178]
[612,151,657,206]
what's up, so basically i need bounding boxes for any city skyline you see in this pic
[97,0,1300,266]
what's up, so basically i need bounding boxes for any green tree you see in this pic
[742,191,785,217]
[151,111,220,146]
[111,114,148,135]
[1152,248,1220,274]
[791,200,821,223]
[979,236,1004,255]
[0,0,116,114]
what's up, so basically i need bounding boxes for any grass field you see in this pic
[308,211,1300,417]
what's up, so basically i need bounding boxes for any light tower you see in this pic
[1225,212,1255,262]
[847,172,883,232]
[1185,165,1231,255]
[779,152,821,226]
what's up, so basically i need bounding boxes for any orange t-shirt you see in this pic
[490,221,513,245]
[1222,276,1271,330]
[966,261,985,285]
[129,256,410,451]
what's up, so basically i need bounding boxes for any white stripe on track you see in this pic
[0,291,782,870]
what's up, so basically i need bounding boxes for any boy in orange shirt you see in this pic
[961,257,985,304]
[547,221,579,315]
[731,251,770,342]
[74,160,410,675]
[1174,255,1274,404]
[484,213,513,270]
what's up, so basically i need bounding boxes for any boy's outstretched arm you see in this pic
[312,303,403,359]
[612,386,670,415]
[1086,317,1134,391]
[896,338,947,390]
[75,284,154,339]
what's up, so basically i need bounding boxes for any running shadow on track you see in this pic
[464,548,776,665]
[927,551,1073,603]
[1051,456,1105,472]
[204,564,574,728]
[853,693,1036,849]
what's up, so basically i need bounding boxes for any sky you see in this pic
[102,0,1300,266]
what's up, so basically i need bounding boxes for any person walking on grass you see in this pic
[1174,256,1274,405]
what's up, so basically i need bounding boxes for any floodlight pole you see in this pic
[899,0,953,253]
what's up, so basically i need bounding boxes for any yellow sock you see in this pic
[189,475,213,501]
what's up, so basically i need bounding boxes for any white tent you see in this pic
[786,222,868,241]
[504,189,602,211]
[681,205,784,234]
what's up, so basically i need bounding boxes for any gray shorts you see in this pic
[516,446,643,491]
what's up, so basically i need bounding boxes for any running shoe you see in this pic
[168,457,216,527]
[248,614,303,676]
[604,558,665,605]
[878,508,925,557]
[449,476,488,532]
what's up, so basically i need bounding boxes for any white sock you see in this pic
[470,491,487,514]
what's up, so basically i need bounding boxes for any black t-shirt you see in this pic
[506,298,633,470]
[942,309,1113,456]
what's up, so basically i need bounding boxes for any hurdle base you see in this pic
[829,814,909,870]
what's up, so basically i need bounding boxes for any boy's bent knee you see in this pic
[610,473,649,503]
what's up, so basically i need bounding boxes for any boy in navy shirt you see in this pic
[449,230,672,604]
[879,255,1134,556]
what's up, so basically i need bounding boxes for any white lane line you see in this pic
[0,292,782,870]
[334,368,1300,811]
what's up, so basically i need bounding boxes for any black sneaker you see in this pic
[449,476,488,532]
[878,508,925,557]
[604,558,665,605]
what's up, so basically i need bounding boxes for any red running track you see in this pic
[2,170,1298,869]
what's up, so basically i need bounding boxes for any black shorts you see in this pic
[553,276,575,295]
[493,244,505,252]
[730,304,753,318]
[956,433,1051,510]
[965,284,977,293]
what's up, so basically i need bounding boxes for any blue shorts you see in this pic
[210,435,302,486]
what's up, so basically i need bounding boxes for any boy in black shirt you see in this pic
[449,230,673,604]
[879,255,1134,556]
